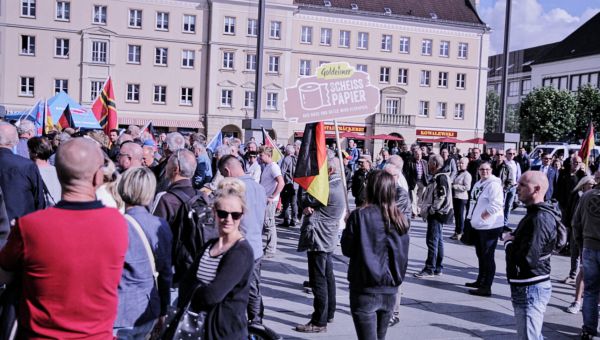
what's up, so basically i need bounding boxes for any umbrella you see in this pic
[339,131,367,140]
[368,134,403,141]
[464,137,486,144]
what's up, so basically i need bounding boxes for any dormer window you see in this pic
[384,8,392,15]
[351,3,358,11]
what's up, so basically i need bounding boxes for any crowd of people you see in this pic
[0,118,596,339]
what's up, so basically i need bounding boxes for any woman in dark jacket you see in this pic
[176,178,254,340]
[342,170,410,340]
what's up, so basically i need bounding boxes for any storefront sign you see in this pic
[417,129,457,138]
[323,125,366,133]
[284,62,380,123]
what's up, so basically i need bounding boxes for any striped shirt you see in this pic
[196,246,224,285]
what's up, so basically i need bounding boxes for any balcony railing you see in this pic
[374,113,415,127]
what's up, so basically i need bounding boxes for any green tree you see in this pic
[485,91,500,133]
[519,87,577,142]
[575,84,600,139]
[505,103,520,133]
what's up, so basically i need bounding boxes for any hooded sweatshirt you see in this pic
[466,175,504,230]
[572,188,600,250]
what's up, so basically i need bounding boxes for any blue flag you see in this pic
[207,131,223,153]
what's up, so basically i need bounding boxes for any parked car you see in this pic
[529,143,600,169]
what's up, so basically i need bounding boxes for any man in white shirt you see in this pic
[259,146,285,257]
[504,148,521,229]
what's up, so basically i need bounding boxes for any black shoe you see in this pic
[468,288,492,297]
[413,270,434,278]
[465,281,481,288]
[327,317,334,323]
[295,322,327,333]
[303,280,311,288]
[388,316,400,327]
[434,271,443,277]
[581,330,595,340]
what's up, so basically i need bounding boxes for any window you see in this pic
[454,103,465,119]
[155,47,168,66]
[181,50,194,68]
[399,36,410,53]
[339,30,350,47]
[21,35,35,55]
[126,83,140,102]
[521,79,531,95]
[398,68,408,85]
[245,54,256,71]
[300,26,313,44]
[266,92,278,110]
[180,87,193,105]
[356,64,367,72]
[90,80,103,100]
[508,81,519,96]
[54,79,68,94]
[270,21,281,39]
[436,102,447,118]
[56,1,70,21]
[299,60,311,76]
[320,28,332,46]
[55,38,69,58]
[420,70,430,86]
[91,41,107,63]
[127,45,141,64]
[247,19,257,36]
[268,55,280,73]
[222,51,234,69]
[380,67,390,83]
[93,5,107,24]
[357,32,368,49]
[456,73,466,89]
[20,77,34,96]
[21,0,36,17]
[244,91,255,108]
[419,100,429,117]
[224,16,235,34]
[458,42,468,58]
[220,89,232,107]
[421,39,432,55]
[439,41,449,57]
[183,15,196,33]
[381,34,392,51]
[154,85,167,104]
[129,9,142,28]
[438,72,448,87]
[386,99,399,115]
[156,12,169,30]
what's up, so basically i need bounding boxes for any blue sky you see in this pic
[477,0,600,54]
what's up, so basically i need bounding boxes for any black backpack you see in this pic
[170,190,218,283]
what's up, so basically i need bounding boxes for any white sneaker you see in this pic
[566,301,582,314]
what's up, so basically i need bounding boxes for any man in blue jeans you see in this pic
[505,171,557,340]
[572,180,600,339]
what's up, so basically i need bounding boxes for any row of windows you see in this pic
[219,89,279,110]
[541,72,600,93]
[18,76,195,106]
[19,0,197,33]
[376,67,467,89]
[416,100,466,119]
[20,36,197,68]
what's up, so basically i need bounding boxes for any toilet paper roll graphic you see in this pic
[299,82,330,111]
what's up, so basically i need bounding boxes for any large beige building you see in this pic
[1,0,489,149]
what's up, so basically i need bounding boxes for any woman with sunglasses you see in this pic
[175,178,254,340]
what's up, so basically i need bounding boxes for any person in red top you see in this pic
[0,137,128,339]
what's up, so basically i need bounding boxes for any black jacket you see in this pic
[505,202,558,286]
[405,158,429,190]
[342,205,410,294]
[351,168,370,207]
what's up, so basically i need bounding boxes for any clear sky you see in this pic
[477,0,600,55]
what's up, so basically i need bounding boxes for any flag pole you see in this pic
[333,119,350,213]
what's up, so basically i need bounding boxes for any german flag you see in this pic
[294,122,329,205]
[57,105,75,130]
[262,127,283,163]
[91,77,118,135]
[579,122,595,168]
[43,99,54,134]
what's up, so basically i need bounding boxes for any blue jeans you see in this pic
[307,251,336,326]
[113,319,156,340]
[350,292,396,340]
[503,186,516,228]
[424,216,444,274]
[511,280,552,340]
[582,248,600,335]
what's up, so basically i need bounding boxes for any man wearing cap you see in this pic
[351,156,371,207]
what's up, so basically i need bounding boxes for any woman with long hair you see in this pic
[341,170,410,340]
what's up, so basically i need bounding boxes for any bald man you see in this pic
[118,142,143,171]
[0,138,128,338]
[504,171,558,340]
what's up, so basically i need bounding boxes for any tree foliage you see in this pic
[485,91,500,133]
[575,84,600,139]
[519,87,577,143]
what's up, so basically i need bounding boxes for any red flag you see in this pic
[91,77,118,134]
[579,122,596,168]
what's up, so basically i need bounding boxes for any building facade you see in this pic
[1,0,489,149]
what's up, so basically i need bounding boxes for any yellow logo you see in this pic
[317,62,354,80]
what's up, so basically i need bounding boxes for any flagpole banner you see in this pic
[262,127,283,163]
[207,131,223,153]
[91,77,118,134]
[293,122,329,205]
[284,62,380,124]
[579,122,596,168]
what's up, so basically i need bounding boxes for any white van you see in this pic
[529,143,600,169]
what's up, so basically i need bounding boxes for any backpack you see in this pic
[539,200,568,254]
[170,190,218,282]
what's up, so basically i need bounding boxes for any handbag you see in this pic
[170,305,207,340]
[460,219,476,246]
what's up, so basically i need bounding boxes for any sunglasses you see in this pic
[216,209,243,220]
